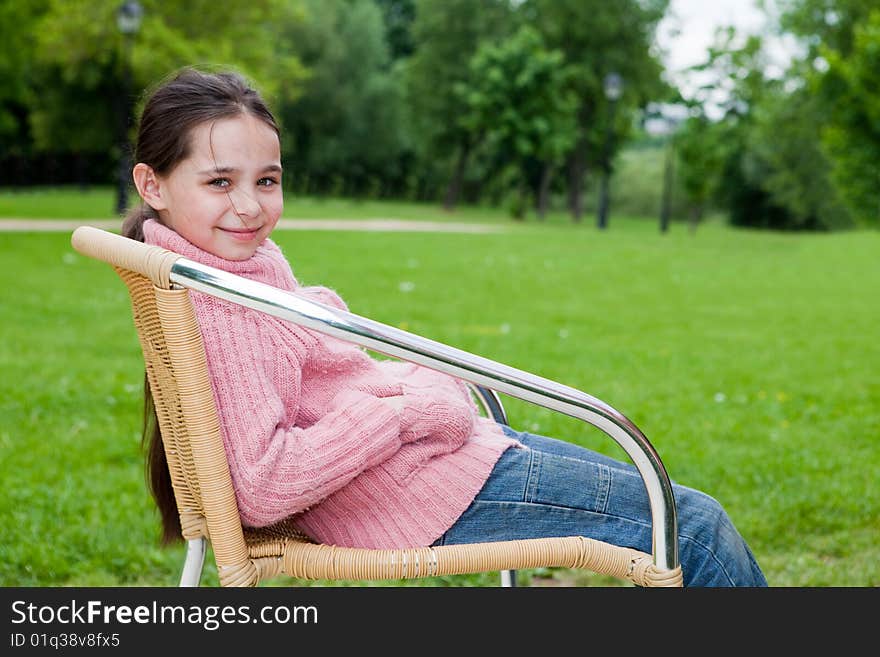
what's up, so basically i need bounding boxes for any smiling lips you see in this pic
[219,226,261,241]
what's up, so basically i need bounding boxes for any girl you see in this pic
[123,67,767,587]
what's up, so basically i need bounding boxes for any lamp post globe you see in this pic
[116,0,143,35]
[114,0,143,216]
[603,72,623,102]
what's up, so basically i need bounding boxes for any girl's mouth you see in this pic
[220,227,261,241]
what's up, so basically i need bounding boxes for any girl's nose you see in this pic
[230,187,261,219]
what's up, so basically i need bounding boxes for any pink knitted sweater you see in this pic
[143,220,519,548]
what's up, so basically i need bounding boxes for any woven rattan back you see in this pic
[117,268,258,585]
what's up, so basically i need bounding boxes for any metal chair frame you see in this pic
[71,226,681,587]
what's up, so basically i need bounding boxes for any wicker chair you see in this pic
[71,226,683,588]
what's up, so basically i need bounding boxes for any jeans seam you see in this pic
[467,498,653,523]
[594,463,611,514]
[524,448,542,503]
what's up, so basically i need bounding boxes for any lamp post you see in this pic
[649,104,685,234]
[114,0,143,216]
[596,72,623,230]
[659,115,677,234]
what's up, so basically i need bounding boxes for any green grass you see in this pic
[0,187,126,220]
[1,191,878,587]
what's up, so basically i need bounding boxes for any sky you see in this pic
[652,0,798,122]
[657,0,773,76]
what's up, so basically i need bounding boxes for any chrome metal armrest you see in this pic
[167,257,679,572]
[469,384,508,426]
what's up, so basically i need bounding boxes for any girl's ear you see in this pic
[132,163,167,211]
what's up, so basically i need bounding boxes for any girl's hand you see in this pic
[399,396,474,448]
[384,395,407,412]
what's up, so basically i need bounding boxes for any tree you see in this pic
[0,1,45,144]
[403,0,514,209]
[0,0,49,183]
[21,0,307,189]
[815,9,880,226]
[675,28,823,230]
[747,83,853,230]
[673,114,726,230]
[279,0,410,197]
[526,0,669,222]
[374,0,417,61]
[677,0,873,230]
[456,26,577,219]
[777,0,876,57]
[778,0,880,227]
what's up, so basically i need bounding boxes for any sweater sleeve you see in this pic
[232,389,403,527]
[200,308,403,527]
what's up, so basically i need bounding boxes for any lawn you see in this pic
[1,191,878,587]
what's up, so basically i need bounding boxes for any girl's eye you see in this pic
[208,178,231,188]
[258,177,279,187]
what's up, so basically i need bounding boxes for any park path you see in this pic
[0,218,504,233]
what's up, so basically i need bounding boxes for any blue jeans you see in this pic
[432,426,768,587]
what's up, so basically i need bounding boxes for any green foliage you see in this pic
[772,0,880,228]
[817,9,880,226]
[611,142,691,221]
[524,0,669,222]
[778,0,877,57]
[280,0,410,197]
[528,0,669,158]
[374,0,417,60]
[456,25,578,217]
[747,86,853,230]
[673,115,727,222]
[677,24,855,232]
[3,0,878,232]
[674,31,786,229]
[460,27,577,161]
[17,0,308,155]
[0,0,46,148]
[403,0,513,158]
[400,0,515,204]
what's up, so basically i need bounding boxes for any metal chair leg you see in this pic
[472,385,518,589]
[178,537,207,587]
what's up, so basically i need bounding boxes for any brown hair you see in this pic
[122,67,279,543]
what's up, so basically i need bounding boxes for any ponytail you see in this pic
[121,203,157,242]
[122,203,182,544]
[142,377,181,544]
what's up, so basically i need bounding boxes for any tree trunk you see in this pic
[512,180,527,221]
[537,162,554,220]
[568,103,595,224]
[659,141,674,233]
[567,142,586,223]
[689,204,703,234]
[75,153,87,191]
[443,142,471,211]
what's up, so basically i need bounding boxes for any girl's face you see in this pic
[145,113,283,261]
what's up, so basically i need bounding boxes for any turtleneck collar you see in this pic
[142,219,299,291]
